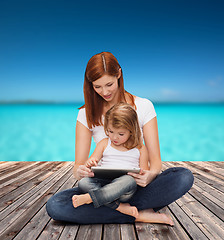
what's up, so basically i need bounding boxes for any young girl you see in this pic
[72,103,173,225]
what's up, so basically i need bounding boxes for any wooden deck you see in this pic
[0,161,223,240]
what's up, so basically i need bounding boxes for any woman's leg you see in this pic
[46,167,193,224]
[135,209,174,226]
[129,167,194,211]
[131,167,193,225]
[46,187,135,224]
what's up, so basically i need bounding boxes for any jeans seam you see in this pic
[89,190,100,208]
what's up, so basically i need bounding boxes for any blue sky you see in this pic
[0,0,224,102]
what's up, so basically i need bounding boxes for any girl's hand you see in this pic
[76,165,94,180]
[128,170,158,187]
[85,157,98,168]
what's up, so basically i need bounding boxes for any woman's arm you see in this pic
[128,117,162,187]
[139,145,150,170]
[73,121,92,179]
[143,117,162,174]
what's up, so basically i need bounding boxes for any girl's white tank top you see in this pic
[99,139,140,168]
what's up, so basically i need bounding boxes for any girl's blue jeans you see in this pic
[78,175,137,209]
[46,167,194,224]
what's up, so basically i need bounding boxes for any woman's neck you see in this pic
[103,92,135,114]
[103,92,120,112]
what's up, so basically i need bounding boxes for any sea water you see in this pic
[0,103,223,161]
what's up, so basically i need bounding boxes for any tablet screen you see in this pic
[91,167,140,179]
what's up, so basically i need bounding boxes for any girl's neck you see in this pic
[110,142,129,152]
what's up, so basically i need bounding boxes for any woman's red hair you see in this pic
[81,52,135,129]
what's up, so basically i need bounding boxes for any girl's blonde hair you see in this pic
[104,102,142,150]
[81,52,135,128]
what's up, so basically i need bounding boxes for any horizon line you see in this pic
[0,99,224,105]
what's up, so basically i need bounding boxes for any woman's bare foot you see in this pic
[72,194,92,208]
[135,209,174,226]
[116,203,139,218]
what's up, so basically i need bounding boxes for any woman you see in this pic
[46,52,194,224]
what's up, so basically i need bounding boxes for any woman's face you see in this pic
[92,75,119,102]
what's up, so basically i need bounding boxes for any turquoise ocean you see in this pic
[0,103,223,161]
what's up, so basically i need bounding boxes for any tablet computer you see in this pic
[91,166,140,179]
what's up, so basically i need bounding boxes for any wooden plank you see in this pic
[103,224,121,240]
[58,224,79,240]
[0,163,73,240]
[193,178,224,206]
[0,162,71,221]
[120,224,137,240]
[0,161,40,182]
[13,174,76,240]
[164,162,224,193]
[186,161,224,181]
[189,186,224,221]
[164,161,224,207]
[163,161,224,239]
[0,161,12,166]
[176,193,224,240]
[0,162,30,175]
[37,174,78,240]
[0,162,63,212]
[168,202,208,239]
[0,161,223,240]
[135,207,192,240]
[0,161,59,199]
[37,220,65,240]
[135,222,176,240]
[75,224,102,240]
[208,161,224,168]
[163,162,224,202]
[196,162,224,177]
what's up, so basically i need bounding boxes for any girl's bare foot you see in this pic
[135,209,174,226]
[72,194,92,208]
[116,203,139,218]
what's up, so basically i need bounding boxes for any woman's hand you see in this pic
[76,165,94,180]
[128,170,158,187]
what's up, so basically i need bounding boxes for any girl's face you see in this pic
[92,75,119,103]
[107,123,131,147]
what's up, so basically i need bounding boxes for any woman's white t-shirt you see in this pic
[77,97,157,144]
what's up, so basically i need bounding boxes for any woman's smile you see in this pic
[103,94,112,100]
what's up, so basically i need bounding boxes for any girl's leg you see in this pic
[89,175,137,209]
[72,193,92,208]
[74,175,139,218]
[78,177,107,193]
[73,175,137,211]
[72,177,107,208]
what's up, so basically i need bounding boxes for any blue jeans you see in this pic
[46,167,194,224]
[78,175,137,209]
